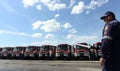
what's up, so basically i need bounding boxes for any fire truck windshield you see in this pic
[57,45,68,50]
[2,48,7,52]
[96,44,101,48]
[40,46,49,51]
[14,47,20,51]
[76,45,88,49]
[95,42,101,48]
[26,47,33,51]
[2,48,11,52]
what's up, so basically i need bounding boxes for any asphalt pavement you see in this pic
[0,60,102,71]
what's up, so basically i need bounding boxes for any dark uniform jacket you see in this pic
[101,20,120,71]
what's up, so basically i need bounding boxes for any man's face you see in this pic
[107,15,113,22]
[103,15,113,23]
[103,17,108,23]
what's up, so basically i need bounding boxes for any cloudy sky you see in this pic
[0,0,120,47]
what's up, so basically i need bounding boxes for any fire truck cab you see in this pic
[94,42,102,60]
[39,45,56,59]
[73,44,90,60]
[0,48,3,58]
[56,44,74,59]
[24,46,40,59]
[12,46,26,59]
[1,47,14,59]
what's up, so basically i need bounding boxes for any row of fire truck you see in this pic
[0,42,101,60]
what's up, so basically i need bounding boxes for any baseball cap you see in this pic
[100,11,115,20]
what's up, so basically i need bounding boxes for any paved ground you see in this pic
[0,60,102,71]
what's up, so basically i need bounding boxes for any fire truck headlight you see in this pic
[58,54,60,56]
[84,53,89,56]
[17,53,19,56]
[39,53,41,57]
[74,53,79,57]
[56,53,58,57]
[64,53,68,56]
[45,54,48,56]
[30,54,34,57]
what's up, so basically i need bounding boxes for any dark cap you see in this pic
[100,11,115,20]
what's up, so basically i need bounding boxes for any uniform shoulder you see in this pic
[108,20,120,26]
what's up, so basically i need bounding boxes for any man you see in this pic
[100,11,120,71]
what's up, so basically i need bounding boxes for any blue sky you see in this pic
[0,0,120,47]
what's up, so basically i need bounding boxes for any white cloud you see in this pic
[31,42,42,46]
[0,30,43,38]
[86,11,90,15]
[22,0,109,13]
[0,30,30,37]
[66,34,99,44]
[18,32,30,36]
[49,3,66,11]
[32,20,43,30]
[71,1,85,14]
[40,19,61,32]
[31,40,58,46]
[68,29,77,34]
[32,33,42,38]
[55,14,60,18]
[32,19,61,32]
[86,0,109,9]
[71,0,109,14]
[36,5,42,10]
[22,0,38,8]
[40,0,66,11]
[41,0,66,11]
[68,0,76,8]
[22,0,66,11]
[63,23,72,29]
[40,0,51,4]
[31,33,99,46]
[45,34,55,39]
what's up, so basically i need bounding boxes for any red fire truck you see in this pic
[12,46,26,59]
[24,46,40,59]
[0,48,3,58]
[73,44,90,60]
[56,44,74,59]
[93,42,102,60]
[1,47,14,59]
[39,45,56,59]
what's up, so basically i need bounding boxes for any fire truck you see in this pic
[0,48,3,58]
[93,42,102,60]
[24,46,40,59]
[56,44,74,60]
[12,46,26,59]
[1,47,14,59]
[39,45,56,59]
[89,46,97,60]
[73,44,90,60]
